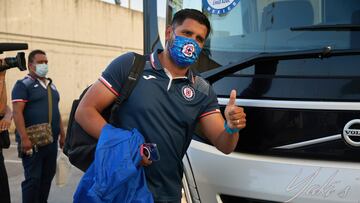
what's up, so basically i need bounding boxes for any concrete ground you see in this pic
[3,142,83,203]
[3,135,187,203]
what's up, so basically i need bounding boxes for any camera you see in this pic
[140,143,160,161]
[0,52,27,72]
[0,43,28,72]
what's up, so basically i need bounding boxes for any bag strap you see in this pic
[109,53,146,125]
[47,79,53,124]
[115,53,146,105]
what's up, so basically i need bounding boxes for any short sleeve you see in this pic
[99,52,136,96]
[11,81,28,103]
[198,86,220,119]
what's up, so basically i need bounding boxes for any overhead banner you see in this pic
[203,0,241,15]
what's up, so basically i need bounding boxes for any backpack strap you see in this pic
[109,53,146,125]
[115,53,146,105]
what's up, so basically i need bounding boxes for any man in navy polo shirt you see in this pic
[12,50,66,203]
[76,9,246,203]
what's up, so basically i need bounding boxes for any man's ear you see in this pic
[165,26,173,41]
[28,63,34,71]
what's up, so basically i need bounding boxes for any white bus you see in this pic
[145,0,360,202]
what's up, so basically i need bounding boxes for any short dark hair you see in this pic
[171,9,211,39]
[28,49,46,64]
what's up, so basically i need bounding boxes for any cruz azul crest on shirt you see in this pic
[182,43,196,58]
[182,85,195,101]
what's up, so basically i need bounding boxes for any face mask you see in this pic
[168,34,202,68]
[34,63,48,77]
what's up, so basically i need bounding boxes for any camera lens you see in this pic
[4,57,17,67]
[0,52,26,72]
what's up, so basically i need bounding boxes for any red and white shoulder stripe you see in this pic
[99,76,119,96]
[12,99,28,103]
[199,109,221,119]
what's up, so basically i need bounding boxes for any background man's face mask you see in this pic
[168,34,202,68]
[34,63,48,77]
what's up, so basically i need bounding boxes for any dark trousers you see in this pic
[21,143,57,203]
[0,150,11,203]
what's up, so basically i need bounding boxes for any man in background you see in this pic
[12,50,65,203]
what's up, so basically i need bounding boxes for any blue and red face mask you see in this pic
[168,34,202,68]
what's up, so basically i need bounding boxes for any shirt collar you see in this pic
[26,74,35,80]
[26,74,51,88]
[150,49,194,83]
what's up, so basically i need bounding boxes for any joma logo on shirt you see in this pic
[143,75,157,80]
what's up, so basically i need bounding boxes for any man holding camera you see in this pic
[12,50,65,203]
[0,60,12,203]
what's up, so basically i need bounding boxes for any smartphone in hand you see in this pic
[140,143,160,161]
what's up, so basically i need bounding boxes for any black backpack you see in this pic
[63,53,145,172]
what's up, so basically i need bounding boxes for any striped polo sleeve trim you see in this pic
[99,76,120,96]
[199,109,221,119]
[12,99,28,103]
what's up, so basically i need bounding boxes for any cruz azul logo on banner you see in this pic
[203,0,241,15]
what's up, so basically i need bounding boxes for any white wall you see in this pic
[0,0,145,123]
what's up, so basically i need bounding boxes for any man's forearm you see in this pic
[0,80,4,102]
[4,105,12,120]
[214,130,239,155]
[0,75,7,114]
[13,111,28,140]
[59,114,65,138]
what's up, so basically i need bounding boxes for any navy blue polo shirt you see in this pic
[12,75,61,142]
[100,50,220,201]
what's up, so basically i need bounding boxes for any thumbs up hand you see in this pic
[224,90,246,130]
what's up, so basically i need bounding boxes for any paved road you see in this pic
[3,135,187,203]
[3,142,83,203]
